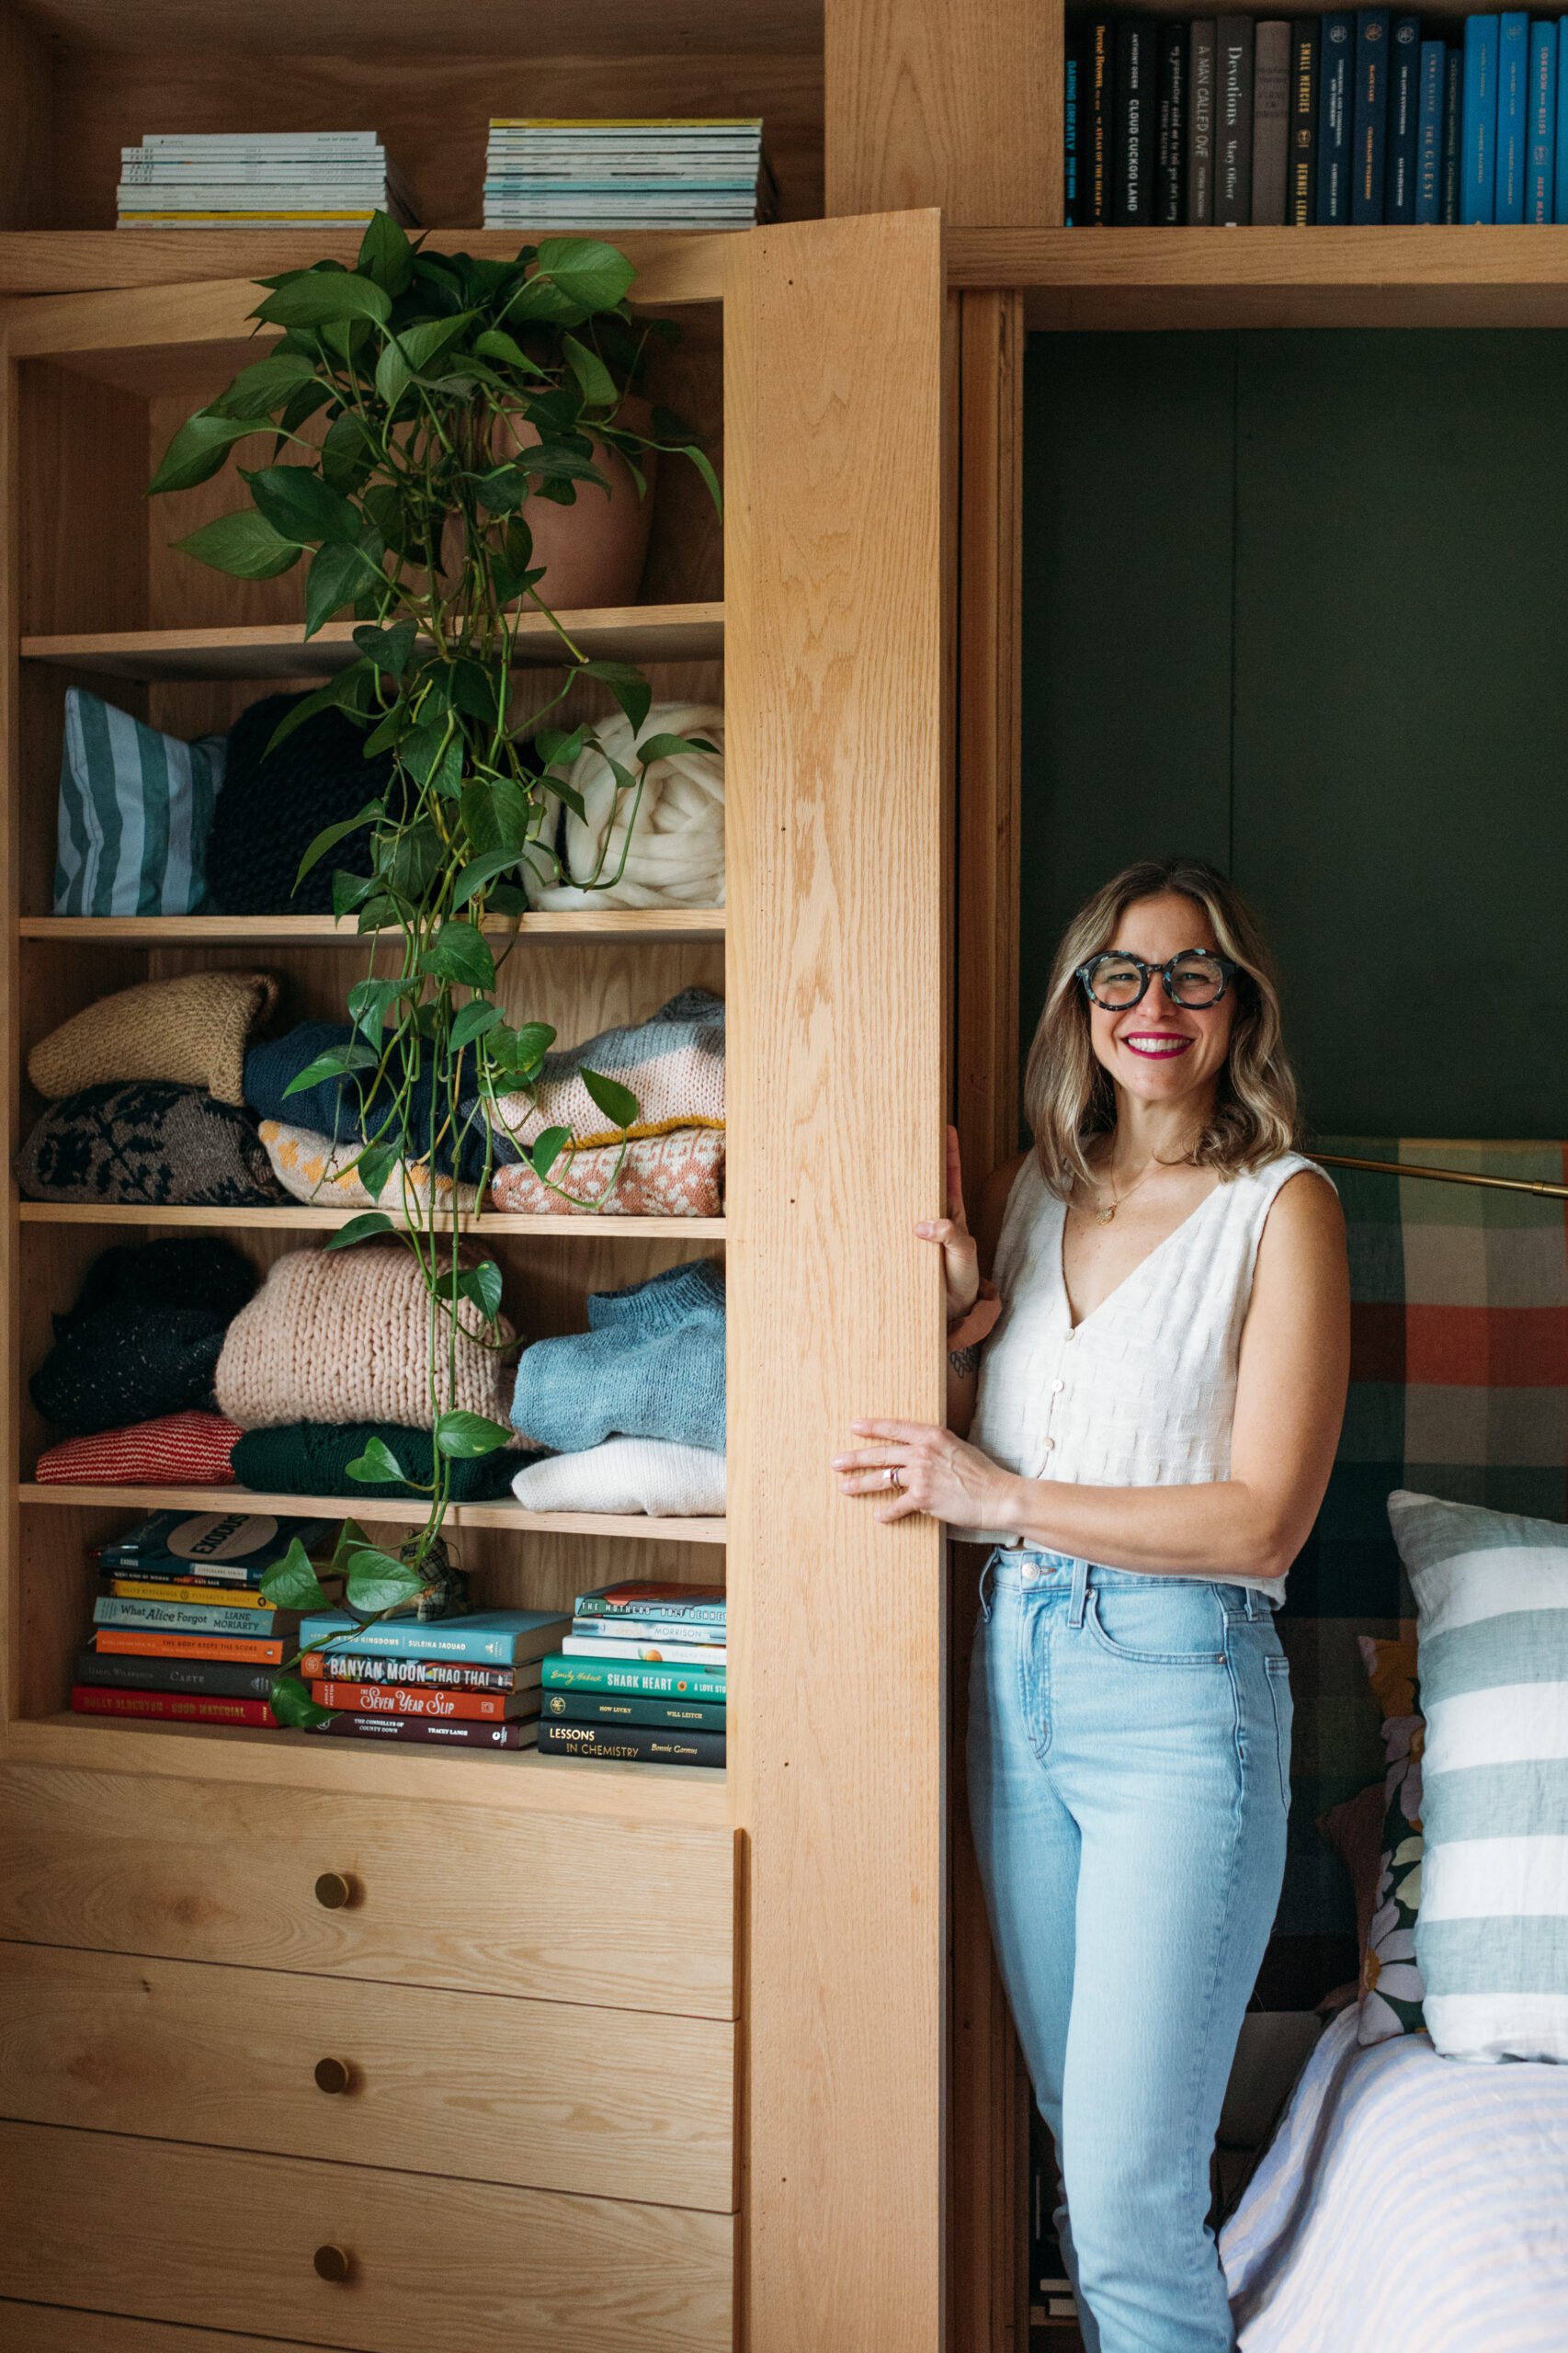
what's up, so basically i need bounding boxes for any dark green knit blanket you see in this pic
[231,1422,525,1502]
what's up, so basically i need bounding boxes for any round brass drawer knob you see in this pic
[313,1871,356,1910]
[313,2245,352,2284]
[313,2056,354,2096]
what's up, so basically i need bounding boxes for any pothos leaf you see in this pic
[434,1408,513,1460]
[269,1672,338,1730]
[423,919,496,992]
[280,1040,379,1098]
[577,659,652,735]
[344,1546,426,1612]
[149,413,277,495]
[326,1210,395,1250]
[292,800,384,889]
[174,508,301,581]
[449,996,502,1051]
[580,1066,639,1131]
[344,1437,407,1487]
[530,1124,571,1178]
[260,1537,332,1613]
[453,1259,504,1323]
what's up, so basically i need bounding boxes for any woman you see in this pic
[835,858,1348,2353]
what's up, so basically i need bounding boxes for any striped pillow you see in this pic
[53,688,225,916]
[1390,1488,1568,2063]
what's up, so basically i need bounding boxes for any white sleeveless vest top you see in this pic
[964,1150,1332,1592]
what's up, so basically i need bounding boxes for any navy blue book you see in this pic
[1351,10,1391,222]
[1086,17,1116,225]
[1156,19,1188,223]
[1443,46,1465,218]
[1495,11,1530,217]
[1290,19,1321,221]
[1317,13,1356,219]
[1558,20,1568,214]
[1385,17,1423,217]
[1415,40,1447,220]
[1461,14,1500,220]
[1064,30,1083,224]
[1528,18,1556,219]
[1114,17,1156,222]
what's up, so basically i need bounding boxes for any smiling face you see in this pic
[1085,890,1239,1116]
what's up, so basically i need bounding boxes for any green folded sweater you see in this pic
[231,1422,523,1502]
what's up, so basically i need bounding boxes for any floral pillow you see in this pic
[1356,1635,1427,2045]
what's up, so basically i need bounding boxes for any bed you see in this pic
[1223,2006,1568,2351]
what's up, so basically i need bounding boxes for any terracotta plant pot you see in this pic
[443,399,658,613]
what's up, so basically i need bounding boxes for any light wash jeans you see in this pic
[967,1550,1292,2353]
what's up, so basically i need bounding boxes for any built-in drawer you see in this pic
[0,2306,332,2353]
[0,1943,735,2211]
[0,2120,733,2353]
[0,1766,734,2017]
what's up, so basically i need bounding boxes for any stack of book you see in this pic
[73,1510,332,1729]
[482,119,771,231]
[538,1581,726,1769]
[116,132,417,231]
[298,1607,569,1752]
[1064,13,1568,225]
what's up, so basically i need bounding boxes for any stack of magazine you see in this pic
[483,118,771,230]
[116,132,417,230]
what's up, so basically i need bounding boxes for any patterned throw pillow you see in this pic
[1389,1487,1568,2063]
[17,1083,286,1209]
[258,1120,478,1218]
[53,688,225,916]
[1357,1634,1427,2045]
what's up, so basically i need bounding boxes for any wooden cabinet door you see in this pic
[724,208,951,2353]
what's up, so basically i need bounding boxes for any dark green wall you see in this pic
[1021,331,1568,1139]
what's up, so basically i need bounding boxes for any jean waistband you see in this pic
[981,1548,1268,1625]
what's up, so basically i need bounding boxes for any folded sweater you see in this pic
[28,970,278,1107]
[510,1257,724,1455]
[488,987,724,1158]
[244,1022,494,1184]
[511,1437,726,1518]
[232,1422,525,1503]
[30,1238,256,1438]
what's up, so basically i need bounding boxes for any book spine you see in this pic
[311,1680,530,1722]
[545,1691,729,1733]
[299,1649,522,1691]
[1559,21,1568,214]
[537,1720,726,1768]
[541,1654,727,1699]
[107,1577,274,1608]
[1252,21,1293,222]
[93,1631,287,1665]
[1317,15,1356,220]
[92,1595,290,1639]
[309,1713,535,1749]
[1064,30,1083,223]
[569,1616,727,1646]
[560,1633,727,1665]
[72,1686,277,1728]
[1115,18,1156,222]
[1351,9,1391,222]
[574,1592,727,1622]
[1528,19,1557,218]
[1156,21,1188,223]
[299,1615,544,1662]
[1289,19,1321,221]
[1443,46,1465,219]
[1415,40,1447,220]
[1495,10,1530,217]
[74,1649,278,1701]
[1088,18,1115,223]
[1462,15,1500,222]
[1386,16,1423,219]
[1189,21,1218,220]
[1216,17,1256,220]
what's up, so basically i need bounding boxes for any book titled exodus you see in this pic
[1216,17,1256,222]
[1316,15,1356,222]
[97,1509,331,1583]
[299,1607,568,1665]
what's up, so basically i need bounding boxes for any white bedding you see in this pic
[1222,2006,1568,2352]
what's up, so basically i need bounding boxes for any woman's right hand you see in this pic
[917,1127,981,1325]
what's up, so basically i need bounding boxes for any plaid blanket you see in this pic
[1271,1139,1568,2002]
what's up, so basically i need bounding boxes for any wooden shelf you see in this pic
[20,604,724,681]
[945,225,1568,330]
[17,1203,726,1239]
[18,1482,728,1544]
[6,1711,729,1822]
[18,909,726,944]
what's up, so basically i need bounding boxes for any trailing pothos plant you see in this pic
[148,214,719,1728]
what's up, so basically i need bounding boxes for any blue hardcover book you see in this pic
[92,1594,299,1639]
[1064,34,1082,223]
[1443,47,1465,218]
[1495,12,1530,216]
[1556,19,1568,213]
[1528,19,1557,217]
[1415,40,1447,218]
[1386,17,1423,216]
[299,1606,570,1664]
[1352,10,1392,222]
[1317,14,1357,219]
[1461,15,1500,220]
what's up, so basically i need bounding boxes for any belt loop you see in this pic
[978,1553,997,1623]
[1243,1586,1259,1621]
[1068,1556,1089,1631]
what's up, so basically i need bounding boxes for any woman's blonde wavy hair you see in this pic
[1024,858,1301,1199]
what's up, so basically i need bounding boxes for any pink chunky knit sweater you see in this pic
[214,1244,516,1432]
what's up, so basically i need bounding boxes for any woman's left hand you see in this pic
[834,1420,1016,1526]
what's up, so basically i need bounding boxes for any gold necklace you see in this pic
[1089,1159,1162,1225]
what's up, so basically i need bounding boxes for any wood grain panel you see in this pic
[0,2120,733,2353]
[22,0,821,50]
[0,2306,337,2353]
[725,210,949,2353]
[0,1943,735,2209]
[18,909,726,942]
[0,11,54,234]
[825,0,1061,224]
[0,1765,735,2015]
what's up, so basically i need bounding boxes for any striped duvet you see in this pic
[1223,2007,1568,2351]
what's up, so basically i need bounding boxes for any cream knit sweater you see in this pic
[215,1244,516,1432]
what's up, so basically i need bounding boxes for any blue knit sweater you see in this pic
[510,1258,724,1455]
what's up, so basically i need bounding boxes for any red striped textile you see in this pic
[34,1412,242,1486]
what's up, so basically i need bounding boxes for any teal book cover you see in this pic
[92,1594,295,1639]
[1494,10,1530,219]
[299,1607,568,1663]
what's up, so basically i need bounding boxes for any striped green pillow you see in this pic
[1391,1488,1568,2063]
[53,688,226,916]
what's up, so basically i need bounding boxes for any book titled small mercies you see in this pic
[1063,11,1568,222]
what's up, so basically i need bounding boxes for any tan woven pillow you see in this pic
[28,970,278,1107]
[214,1243,516,1432]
